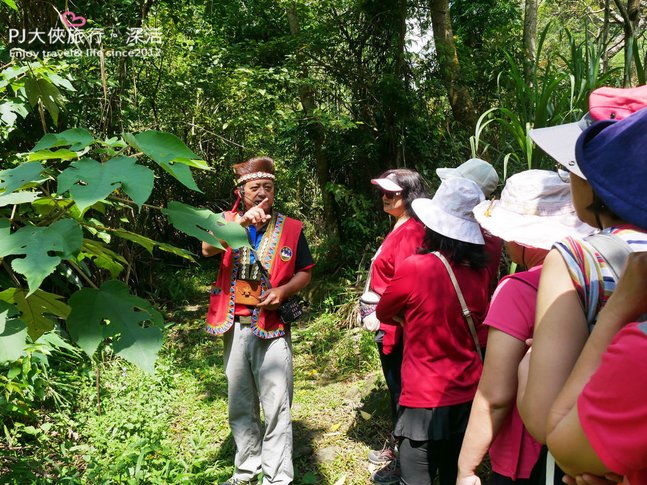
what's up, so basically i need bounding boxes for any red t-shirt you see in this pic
[376,252,490,407]
[484,266,542,480]
[578,321,647,485]
[370,218,426,354]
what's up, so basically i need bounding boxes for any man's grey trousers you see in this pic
[223,322,294,484]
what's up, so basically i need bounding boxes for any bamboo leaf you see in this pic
[111,228,195,261]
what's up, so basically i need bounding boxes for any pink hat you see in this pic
[529,86,647,179]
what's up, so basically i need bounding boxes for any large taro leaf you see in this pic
[0,287,70,340]
[123,131,208,192]
[57,156,154,213]
[0,218,83,294]
[0,162,44,195]
[33,128,94,152]
[67,280,164,374]
[162,201,249,250]
[0,301,28,363]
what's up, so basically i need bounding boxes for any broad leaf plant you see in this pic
[0,128,249,373]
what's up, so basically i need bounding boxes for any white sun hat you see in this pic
[473,169,596,249]
[412,177,485,245]
[436,158,499,197]
[371,173,403,192]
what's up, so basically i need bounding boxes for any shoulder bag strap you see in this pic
[246,228,273,289]
[433,251,483,362]
[585,233,633,282]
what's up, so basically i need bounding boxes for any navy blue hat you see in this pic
[575,107,647,230]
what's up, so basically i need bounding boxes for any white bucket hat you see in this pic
[436,158,499,197]
[412,178,485,245]
[473,170,596,250]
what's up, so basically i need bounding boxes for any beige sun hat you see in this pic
[473,169,596,249]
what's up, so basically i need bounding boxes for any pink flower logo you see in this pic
[60,11,87,28]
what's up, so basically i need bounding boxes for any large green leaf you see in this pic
[0,162,44,194]
[0,308,28,364]
[2,0,18,11]
[124,131,204,192]
[0,99,29,127]
[33,128,94,152]
[0,287,70,340]
[0,219,83,294]
[67,280,164,374]
[162,201,249,250]
[0,191,40,207]
[24,77,64,125]
[57,156,154,213]
[28,149,78,161]
[80,239,126,278]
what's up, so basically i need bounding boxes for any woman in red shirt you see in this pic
[365,169,428,477]
[376,177,491,485]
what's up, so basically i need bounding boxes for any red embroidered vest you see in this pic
[205,211,302,339]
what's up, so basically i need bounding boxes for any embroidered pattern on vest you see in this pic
[238,212,278,280]
[251,213,286,338]
[205,249,240,336]
[205,213,292,339]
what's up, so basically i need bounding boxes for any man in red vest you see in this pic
[202,156,314,485]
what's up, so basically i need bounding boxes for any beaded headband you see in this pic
[237,172,276,185]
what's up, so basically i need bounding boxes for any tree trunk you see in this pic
[384,0,408,167]
[523,0,538,83]
[286,4,341,246]
[614,0,641,85]
[429,0,477,129]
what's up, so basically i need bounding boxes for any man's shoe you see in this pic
[370,460,401,484]
[220,477,259,485]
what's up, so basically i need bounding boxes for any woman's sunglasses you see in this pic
[381,190,402,199]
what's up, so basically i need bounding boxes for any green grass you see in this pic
[0,294,394,484]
